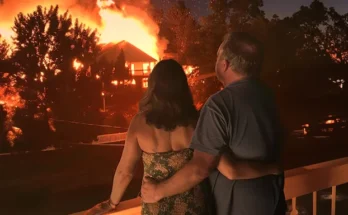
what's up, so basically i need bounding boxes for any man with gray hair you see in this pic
[141,32,286,215]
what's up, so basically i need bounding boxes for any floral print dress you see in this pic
[141,148,207,215]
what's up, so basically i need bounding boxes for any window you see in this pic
[131,64,135,75]
[142,78,148,88]
[150,62,155,71]
[143,63,149,74]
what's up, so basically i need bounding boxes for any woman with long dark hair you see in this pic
[86,59,277,215]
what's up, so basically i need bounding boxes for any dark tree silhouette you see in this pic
[228,0,266,32]
[163,1,200,64]
[113,49,129,80]
[197,0,229,73]
[0,35,9,60]
[10,5,102,150]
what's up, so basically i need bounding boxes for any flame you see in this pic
[96,0,160,60]
[73,59,84,71]
[183,65,198,75]
[0,1,97,42]
[0,84,25,146]
[111,80,118,85]
[0,0,167,60]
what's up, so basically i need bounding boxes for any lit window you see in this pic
[131,64,135,75]
[143,63,149,74]
[142,78,148,88]
[150,62,155,71]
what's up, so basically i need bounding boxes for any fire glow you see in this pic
[0,0,166,61]
[73,59,84,71]
[96,0,160,60]
[0,84,25,146]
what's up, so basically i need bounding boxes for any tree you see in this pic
[12,5,101,117]
[162,1,200,64]
[324,9,348,93]
[10,5,102,150]
[113,49,129,80]
[325,8,348,65]
[0,35,9,60]
[228,0,266,32]
[196,0,229,73]
[261,0,342,97]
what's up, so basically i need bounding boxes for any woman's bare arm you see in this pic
[217,151,281,180]
[85,115,142,215]
[109,115,142,205]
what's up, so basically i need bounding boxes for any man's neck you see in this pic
[223,74,247,88]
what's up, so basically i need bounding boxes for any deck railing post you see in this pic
[331,186,336,215]
[290,197,298,215]
[313,191,317,215]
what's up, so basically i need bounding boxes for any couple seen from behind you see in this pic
[86,32,287,215]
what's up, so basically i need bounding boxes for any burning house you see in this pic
[97,40,157,88]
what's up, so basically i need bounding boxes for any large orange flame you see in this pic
[0,0,166,60]
[97,0,160,60]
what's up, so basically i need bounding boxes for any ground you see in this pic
[0,138,348,215]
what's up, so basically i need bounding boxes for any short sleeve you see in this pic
[190,99,228,156]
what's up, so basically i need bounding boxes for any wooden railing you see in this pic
[73,157,348,215]
[91,132,127,145]
[285,157,348,215]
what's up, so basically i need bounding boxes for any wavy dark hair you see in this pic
[139,59,198,131]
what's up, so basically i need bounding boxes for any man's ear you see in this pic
[223,60,230,73]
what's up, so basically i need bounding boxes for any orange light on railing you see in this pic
[325,120,335,125]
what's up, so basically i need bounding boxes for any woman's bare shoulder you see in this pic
[130,112,147,127]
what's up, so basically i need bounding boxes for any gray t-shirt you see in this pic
[190,78,285,215]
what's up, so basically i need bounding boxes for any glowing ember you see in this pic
[54,69,61,76]
[73,59,84,71]
[111,80,118,85]
[0,85,25,146]
[183,65,198,75]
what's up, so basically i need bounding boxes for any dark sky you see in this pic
[152,0,348,18]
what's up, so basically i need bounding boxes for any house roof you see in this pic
[98,40,157,63]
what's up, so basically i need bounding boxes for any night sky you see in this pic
[152,0,348,18]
